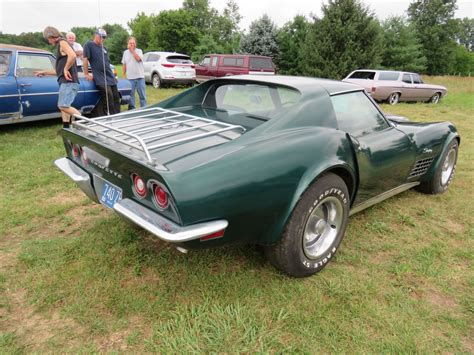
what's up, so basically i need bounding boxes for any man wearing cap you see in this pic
[35,26,80,128]
[82,28,121,116]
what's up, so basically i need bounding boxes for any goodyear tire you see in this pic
[266,173,350,277]
[416,139,458,194]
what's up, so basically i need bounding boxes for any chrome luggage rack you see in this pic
[73,107,246,165]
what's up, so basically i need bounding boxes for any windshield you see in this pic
[202,83,301,120]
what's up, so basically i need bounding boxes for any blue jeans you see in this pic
[128,78,147,110]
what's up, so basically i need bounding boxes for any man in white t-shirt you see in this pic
[66,32,83,71]
[121,36,147,110]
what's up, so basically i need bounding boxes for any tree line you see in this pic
[1,0,472,77]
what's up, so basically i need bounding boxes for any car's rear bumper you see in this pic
[161,77,195,85]
[54,157,227,243]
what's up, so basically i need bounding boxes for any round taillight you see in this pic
[131,174,147,199]
[81,148,88,166]
[153,184,169,209]
[72,144,80,157]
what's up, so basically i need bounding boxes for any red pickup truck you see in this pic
[195,54,275,83]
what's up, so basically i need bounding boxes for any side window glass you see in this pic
[412,74,422,84]
[222,57,236,66]
[17,54,54,77]
[331,91,389,137]
[402,74,412,84]
[201,56,210,66]
[0,51,11,76]
[211,57,218,67]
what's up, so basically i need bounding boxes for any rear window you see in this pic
[249,57,274,70]
[166,55,192,64]
[203,83,301,120]
[348,71,375,80]
[378,72,399,81]
[222,57,244,67]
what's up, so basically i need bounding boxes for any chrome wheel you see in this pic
[152,74,161,89]
[430,93,440,104]
[388,93,399,105]
[441,147,456,185]
[303,196,344,260]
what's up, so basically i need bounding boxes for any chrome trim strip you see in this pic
[330,88,364,96]
[54,157,99,203]
[114,198,228,242]
[349,182,420,216]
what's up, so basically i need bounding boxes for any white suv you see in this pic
[143,51,196,88]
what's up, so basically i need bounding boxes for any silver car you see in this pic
[143,51,196,88]
[343,69,447,105]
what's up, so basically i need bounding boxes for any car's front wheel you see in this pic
[266,173,350,277]
[388,92,400,105]
[152,74,161,89]
[416,139,458,194]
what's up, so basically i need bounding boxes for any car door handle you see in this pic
[20,83,32,87]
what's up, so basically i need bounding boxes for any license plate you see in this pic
[99,180,122,209]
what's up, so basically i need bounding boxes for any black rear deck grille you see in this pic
[408,157,435,178]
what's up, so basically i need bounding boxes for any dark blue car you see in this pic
[0,43,131,125]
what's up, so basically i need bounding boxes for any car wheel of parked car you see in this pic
[388,92,400,105]
[429,92,441,104]
[152,74,161,89]
[416,139,458,195]
[265,173,349,277]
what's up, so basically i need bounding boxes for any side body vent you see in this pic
[408,157,435,178]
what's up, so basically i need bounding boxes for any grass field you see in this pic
[0,76,473,352]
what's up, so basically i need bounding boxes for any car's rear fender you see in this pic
[260,133,357,245]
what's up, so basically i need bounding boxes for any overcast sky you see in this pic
[0,0,472,35]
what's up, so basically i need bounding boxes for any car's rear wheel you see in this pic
[429,92,441,104]
[416,139,458,194]
[152,74,161,89]
[265,173,350,277]
[388,92,400,105]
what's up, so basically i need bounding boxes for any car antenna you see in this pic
[97,0,110,116]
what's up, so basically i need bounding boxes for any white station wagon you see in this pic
[343,69,447,105]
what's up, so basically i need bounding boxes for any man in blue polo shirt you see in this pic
[83,28,120,116]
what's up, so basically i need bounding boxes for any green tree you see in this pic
[191,34,226,62]
[302,0,382,79]
[128,12,154,51]
[148,9,200,55]
[452,44,474,75]
[277,15,309,75]
[70,27,95,47]
[240,14,279,59]
[454,17,474,51]
[408,0,458,75]
[381,16,427,72]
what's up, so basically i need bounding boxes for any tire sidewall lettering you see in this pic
[302,186,348,269]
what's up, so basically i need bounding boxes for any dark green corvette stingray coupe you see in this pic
[55,75,459,277]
